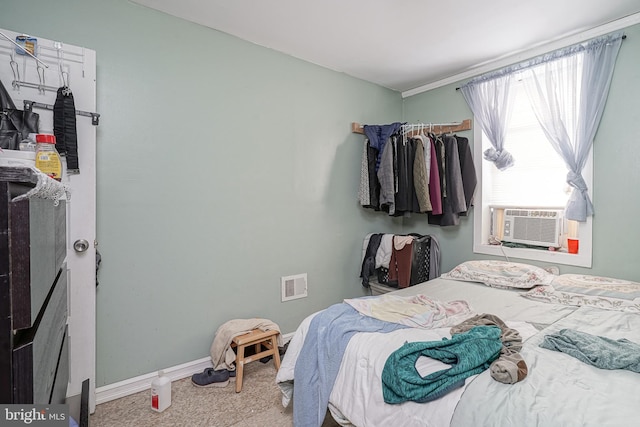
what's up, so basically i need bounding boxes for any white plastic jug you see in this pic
[151,370,171,412]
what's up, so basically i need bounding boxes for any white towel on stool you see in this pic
[210,318,282,371]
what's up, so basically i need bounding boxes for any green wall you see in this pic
[403,23,640,279]
[1,0,403,386]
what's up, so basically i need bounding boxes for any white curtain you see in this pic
[460,73,515,170]
[522,32,624,221]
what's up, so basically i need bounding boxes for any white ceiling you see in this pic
[132,0,640,93]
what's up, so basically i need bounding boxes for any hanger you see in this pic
[351,119,472,136]
[56,43,70,91]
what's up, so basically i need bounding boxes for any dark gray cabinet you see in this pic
[0,166,68,404]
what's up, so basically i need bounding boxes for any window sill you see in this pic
[473,243,592,268]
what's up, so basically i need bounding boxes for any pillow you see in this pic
[550,274,640,300]
[441,260,554,289]
[522,274,640,312]
[522,282,640,313]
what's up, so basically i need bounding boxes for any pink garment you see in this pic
[428,138,443,215]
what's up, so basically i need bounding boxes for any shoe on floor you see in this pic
[191,368,230,388]
[228,369,236,382]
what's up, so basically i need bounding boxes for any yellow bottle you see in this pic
[35,134,62,181]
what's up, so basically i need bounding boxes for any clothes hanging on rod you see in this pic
[427,134,469,226]
[356,122,477,226]
[363,122,402,172]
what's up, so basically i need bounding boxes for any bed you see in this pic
[276,260,640,427]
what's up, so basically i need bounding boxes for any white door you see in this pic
[0,28,97,411]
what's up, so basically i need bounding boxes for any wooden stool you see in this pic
[231,329,281,393]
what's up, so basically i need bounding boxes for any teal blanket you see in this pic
[382,326,502,404]
[540,328,640,373]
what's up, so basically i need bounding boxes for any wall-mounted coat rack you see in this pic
[1,30,101,126]
[352,119,472,136]
[24,99,100,126]
[0,31,100,126]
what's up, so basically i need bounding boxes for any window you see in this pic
[473,77,593,268]
[486,81,571,208]
[466,32,625,269]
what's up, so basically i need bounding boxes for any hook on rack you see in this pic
[0,30,48,69]
[56,42,70,90]
[9,51,20,90]
[37,63,46,94]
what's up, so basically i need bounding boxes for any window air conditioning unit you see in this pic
[501,208,564,247]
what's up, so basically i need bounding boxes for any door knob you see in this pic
[74,239,90,253]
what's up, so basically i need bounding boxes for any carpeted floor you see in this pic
[90,360,340,427]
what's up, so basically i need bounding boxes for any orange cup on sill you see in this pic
[567,238,579,254]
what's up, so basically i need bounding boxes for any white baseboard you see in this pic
[95,332,295,405]
[95,356,213,405]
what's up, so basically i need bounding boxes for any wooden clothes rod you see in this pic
[352,119,472,136]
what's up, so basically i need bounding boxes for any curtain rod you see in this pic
[455,34,627,91]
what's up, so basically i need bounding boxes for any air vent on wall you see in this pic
[281,273,308,302]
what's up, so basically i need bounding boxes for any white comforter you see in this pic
[276,278,578,426]
[450,306,640,427]
[328,320,538,427]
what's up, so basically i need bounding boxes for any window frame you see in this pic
[472,124,593,268]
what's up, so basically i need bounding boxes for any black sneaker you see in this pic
[191,368,229,388]
[228,369,236,382]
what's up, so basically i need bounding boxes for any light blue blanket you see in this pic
[540,328,640,373]
[293,303,407,427]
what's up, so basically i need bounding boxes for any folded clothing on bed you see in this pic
[382,325,503,404]
[540,328,640,373]
[344,294,473,329]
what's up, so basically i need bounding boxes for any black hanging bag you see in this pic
[0,79,39,150]
[54,86,79,172]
